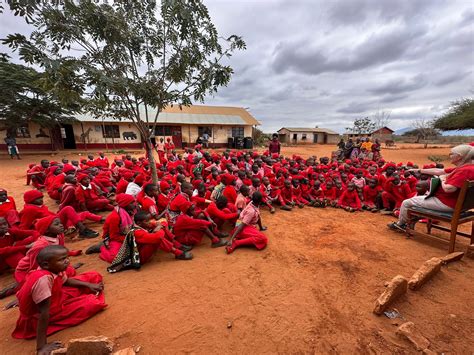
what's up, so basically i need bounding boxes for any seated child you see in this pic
[206,196,239,229]
[338,182,362,212]
[362,178,382,211]
[235,184,250,212]
[0,217,38,276]
[15,216,79,284]
[226,192,268,254]
[19,190,100,238]
[12,245,106,355]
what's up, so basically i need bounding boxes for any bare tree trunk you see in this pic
[145,138,158,184]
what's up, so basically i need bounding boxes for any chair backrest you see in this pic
[461,180,474,211]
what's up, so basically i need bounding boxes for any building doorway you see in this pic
[171,126,182,148]
[292,133,297,144]
[62,124,76,149]
[313,133,318,143]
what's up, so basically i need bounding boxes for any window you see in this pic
[302,133,307,140]
[198,126,212,137]
[16,126,31,138]
[154,125,173,136]
[102,125,120,138]
[231,127,244,138]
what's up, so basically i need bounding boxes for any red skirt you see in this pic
[12,271,106,339]
[232,225,268,250]
[173,215,211,246]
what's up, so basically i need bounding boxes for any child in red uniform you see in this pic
[58,175,79,210]
[12,245,106,355]
[169,183,227,248]
[164,137,175,154]
[0,217,38,275]
[226,192,268,254]
[338,182,362,212]
[206,196,239,229]
[94,152,109,169]
[221,173,238,205]
[98,194,137,263]
[362,178,382,211]
[322,180,338,206]
[280,180,296,209]
[75,174,114,212]
[132,212,192,262]
[140,184,161,218]
[27,160,49,190]
[381,175,413,213]
[14,216,79,284]
[0,188,20,227]
[157,180,171,213]
[19,190,100,238]
[235,185,250,212]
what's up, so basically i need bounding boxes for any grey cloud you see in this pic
[368,74,428,95]
[337,101,375,114]
[1,0,472,134]
[460,8,474,27]
[434,71,470,86]
[328,0,445,26]
[271,25,427,75]
[379,94,409,103]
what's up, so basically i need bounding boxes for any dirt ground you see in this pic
[1,144,473,354]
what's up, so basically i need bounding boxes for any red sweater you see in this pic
[338,190,361,209]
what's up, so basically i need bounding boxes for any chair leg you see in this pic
[471,221,474,246]
[427,219,432,234]
[448,222,458,253]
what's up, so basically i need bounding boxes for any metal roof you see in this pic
[278,127,339,135]
[74,105,256,126]
[75,112,246,125]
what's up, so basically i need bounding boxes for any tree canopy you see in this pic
[345,117,376,134]
[3,0,245,182]
[433,98,474,131]
[0,54,77,134]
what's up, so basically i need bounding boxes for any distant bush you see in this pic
[428,155,448,163]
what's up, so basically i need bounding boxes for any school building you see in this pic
[345,127,394,140]
[277,127,340,145]
[0,105,260,151]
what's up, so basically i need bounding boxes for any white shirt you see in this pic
[125,182,141,197]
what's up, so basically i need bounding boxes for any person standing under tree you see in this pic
[4,134,21,160]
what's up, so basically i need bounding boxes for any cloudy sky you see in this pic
[1,0,472,133]
[203,0,473,133]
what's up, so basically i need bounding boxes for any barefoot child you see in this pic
[12,245,106,354]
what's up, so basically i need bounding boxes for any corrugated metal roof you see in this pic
[74,105,257,126]
[278,127,339,135]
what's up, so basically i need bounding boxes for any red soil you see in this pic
[0,145,472,354]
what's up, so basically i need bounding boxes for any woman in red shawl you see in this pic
[12,245,106,355]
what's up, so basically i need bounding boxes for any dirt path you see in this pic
[1,145,472,354]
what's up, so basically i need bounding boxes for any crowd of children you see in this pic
[1,143,472,354]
